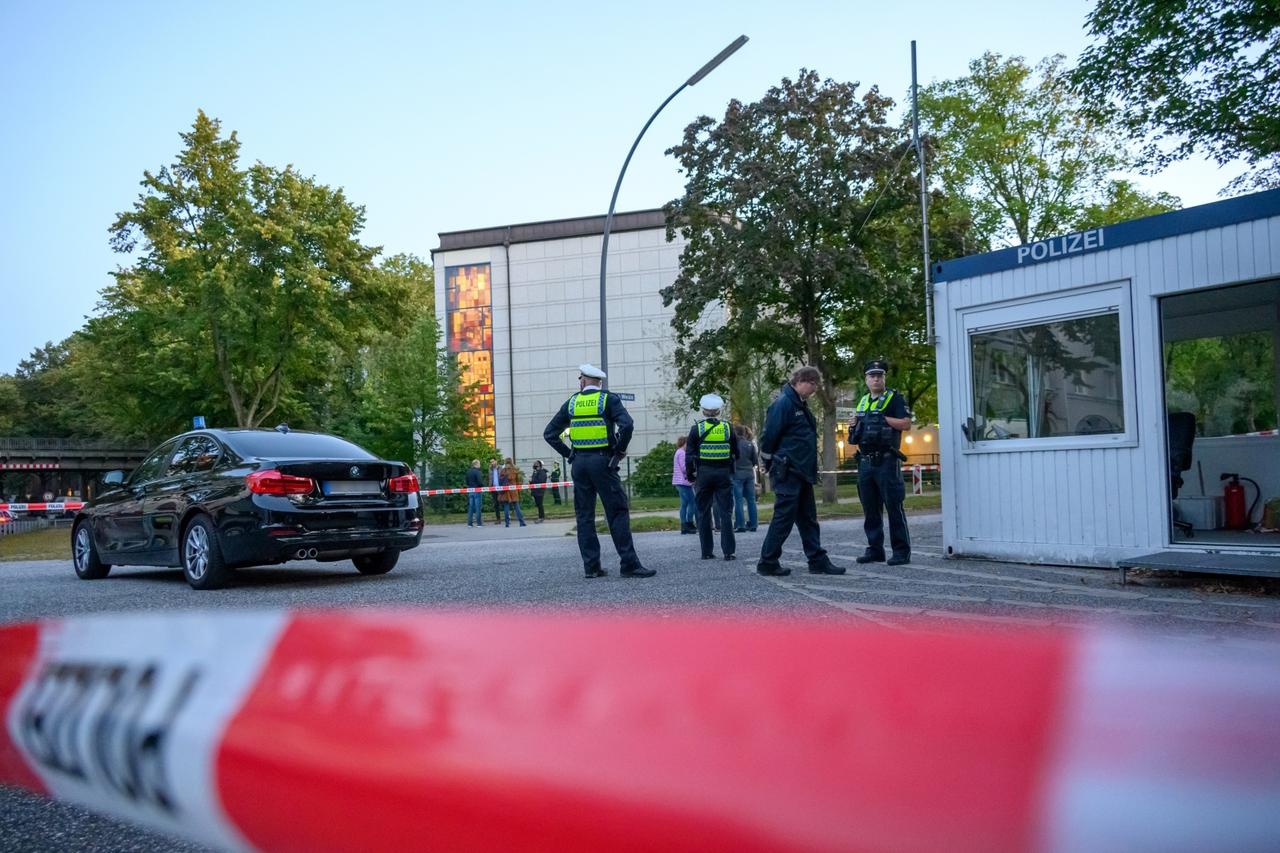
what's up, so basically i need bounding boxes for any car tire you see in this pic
[353,550,399,575]
[72,521,111,580]
[182,515,230,590]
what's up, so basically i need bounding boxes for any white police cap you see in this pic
[699,393,724,411]
[578,363,607,380]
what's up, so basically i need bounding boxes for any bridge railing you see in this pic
[0,437,150,453]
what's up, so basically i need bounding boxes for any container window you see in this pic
[969,311,1124,441]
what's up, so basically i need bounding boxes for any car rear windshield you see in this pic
[222,431,377,460]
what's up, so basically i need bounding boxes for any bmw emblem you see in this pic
[349,466,360,477]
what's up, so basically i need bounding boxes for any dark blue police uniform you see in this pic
[685,417,739,560]
[853,374,911,565]
[756,381,840,576]
[544,378,651,578]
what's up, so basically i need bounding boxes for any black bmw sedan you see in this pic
[72,426,423,589]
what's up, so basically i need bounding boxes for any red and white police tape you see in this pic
[418,480,571,497]
[2,610,1277,851]
[0,468,944,510]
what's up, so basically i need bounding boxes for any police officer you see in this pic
[852,359,912,565]
[544,364,654,579]
[756,366,842,576]
[685,393,740,561]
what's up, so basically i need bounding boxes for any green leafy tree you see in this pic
[630,440,677,498]
[0,374,20,434]
[1072,179,1181,231]
[11,338,101,438]
[1074,0,1280,190]
[97,111,409,433]
[423,436,502,514]
[664,70,930,502]
[1166,333,1276,434]
[920,52,1171,246]
[357,297,469,470]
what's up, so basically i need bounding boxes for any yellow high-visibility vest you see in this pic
[568,392,609,449]
[697,419,731,460]
[855,390,895,414]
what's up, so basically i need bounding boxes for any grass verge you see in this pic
[0,527,71,562]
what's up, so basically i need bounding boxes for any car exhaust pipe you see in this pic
[295,548,308,560]
[307,547,318,559]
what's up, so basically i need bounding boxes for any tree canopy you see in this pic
[663,70,939,499]
[1074,0,1280,190]
[98,111,410,432]
[356,263,469,470]
[920,52,1178,246]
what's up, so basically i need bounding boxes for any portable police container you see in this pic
[932,189,1280,578]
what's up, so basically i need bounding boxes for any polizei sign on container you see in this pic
[1016,228,1104,264]
[932,191,1280,283]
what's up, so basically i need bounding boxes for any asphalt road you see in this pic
[4,512,1280,850]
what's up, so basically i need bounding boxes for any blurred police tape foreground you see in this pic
[0,465,943,510]
[2,610,1278,852]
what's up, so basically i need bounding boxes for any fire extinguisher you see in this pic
[1220,473,1260,530]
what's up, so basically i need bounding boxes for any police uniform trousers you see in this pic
[857,451,911,559]
[571,451,640,572]
[759,472,828,568]
[694,465,735,558]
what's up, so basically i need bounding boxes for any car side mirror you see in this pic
[103,470,126,487]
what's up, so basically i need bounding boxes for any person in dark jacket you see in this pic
[544,363,653,579]
[853,359,912,565]
[550,462,563,504]
[732,424,759,532]
[756,366,842,576]
[464,459,486,527]
[530,460,549,523]
[488,458,502,524]
[685,393,740,561]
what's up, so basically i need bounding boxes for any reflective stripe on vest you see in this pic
[856,390,895,414]
[697,420,731,460]
[569,392,609,449]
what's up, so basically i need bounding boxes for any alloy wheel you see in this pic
[74,527,91,570]
[185,524,209,581]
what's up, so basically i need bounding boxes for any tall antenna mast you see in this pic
[911,40,935,347]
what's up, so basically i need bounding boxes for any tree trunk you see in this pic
[821,397,838,504]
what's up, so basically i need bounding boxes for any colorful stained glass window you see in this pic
[446,264,495,442]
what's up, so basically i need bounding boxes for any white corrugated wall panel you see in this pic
[940,211,1280,566]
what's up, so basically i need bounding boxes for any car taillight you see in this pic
[388,473,419,494]
[247,470,315,496]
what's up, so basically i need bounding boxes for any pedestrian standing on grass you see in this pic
[732,424,759,533]
[488,458,502,524]
[550,462,563,504]
[465,459,486,527]
[530,460,548,523]
[499,458,527,528]
[672,435,696,534]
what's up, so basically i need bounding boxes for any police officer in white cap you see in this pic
[544,364,653,579]
[685,393,740,561]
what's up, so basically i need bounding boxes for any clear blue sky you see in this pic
[0,0,1245,374]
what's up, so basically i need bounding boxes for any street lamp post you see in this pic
[598,35,749,383]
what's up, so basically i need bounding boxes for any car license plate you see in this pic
[322,480,382,496]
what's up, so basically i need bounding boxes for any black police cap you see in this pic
[863,359,888,375]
